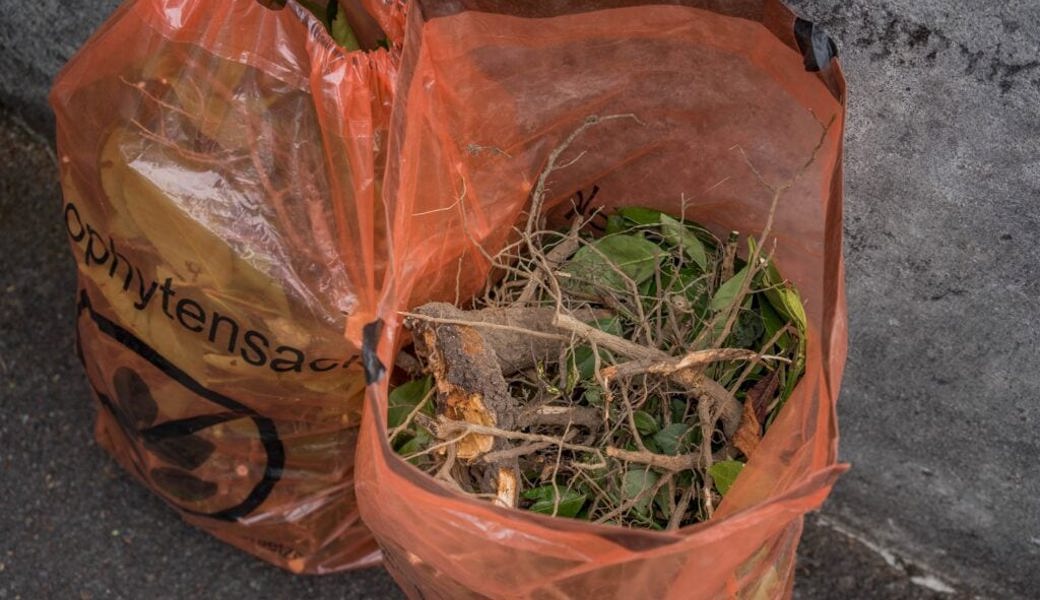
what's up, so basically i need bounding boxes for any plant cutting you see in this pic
[386,118,815,530]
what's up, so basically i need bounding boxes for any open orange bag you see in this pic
[354,1,848,597]
[50,0,402,572]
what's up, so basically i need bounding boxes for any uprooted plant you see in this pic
[387,115,826,530]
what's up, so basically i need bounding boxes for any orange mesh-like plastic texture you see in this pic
[354,0,848,597]
[50,0,397,573]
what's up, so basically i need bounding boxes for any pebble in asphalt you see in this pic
[0,106,965,599]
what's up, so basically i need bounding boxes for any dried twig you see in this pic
[523,114,642,239]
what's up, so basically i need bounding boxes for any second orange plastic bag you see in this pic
[353,1,848,597]
[51,0,402,572]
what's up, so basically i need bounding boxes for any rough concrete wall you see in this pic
[2,0,1038,597]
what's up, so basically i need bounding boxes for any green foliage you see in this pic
[523,486,587,518]
[562,234,663,294]
[632,411,659,436]
[387,375,432,429]
[389,205,809,531]
[622,470,660,512]
[709,460,745,496]
[710,265,750,312]
[653,423,695,456]
[615,206,665,225]
[659,214,708,270]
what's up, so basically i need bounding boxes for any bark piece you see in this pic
[410,302,608,374]
[408,305,516,460]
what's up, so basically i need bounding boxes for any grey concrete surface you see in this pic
[784,2,1040,597]
[0,1,120,137]
[2,0,1039,598]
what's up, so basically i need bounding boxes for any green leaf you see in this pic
[766,283,807,334]
[783,355,806,402]
[638,272,657,298]
[753,249,807,334]
[592,317,624,336]
[387,376,432,428]
[759,298,786,345]
[563,234,663,293]
[676,267,709,310]
[570,319,620,380]
[622,469,660,512]
[709,460,745,496]
[670,398,687,424]
[616,206,665,226]
[521,485,553,501]
[386,405,413,430]
[330,8,361,50]
[710,265,750,312]
[393,427,431,453]
[653,423,694,455]
[654,482,673,520]
[571,346,595,380]
[583,387,603,406]
[389,376,431,408]
[753,254,807,403]
[604,214,628,235]
[523,486,587,518]
[659,214,708,271]
[632,411,659,436]
[390,432,412,453]
[396,427,433,466]
[728,309,764,348]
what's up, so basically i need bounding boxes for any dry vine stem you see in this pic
[391,114,828,529]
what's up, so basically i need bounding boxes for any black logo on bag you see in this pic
[77,290,285,521]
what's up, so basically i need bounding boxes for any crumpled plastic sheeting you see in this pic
[354,0,848,597]
[51,0,397,573]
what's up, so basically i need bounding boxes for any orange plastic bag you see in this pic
[50,0,397,572]
[354,0,848,597]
